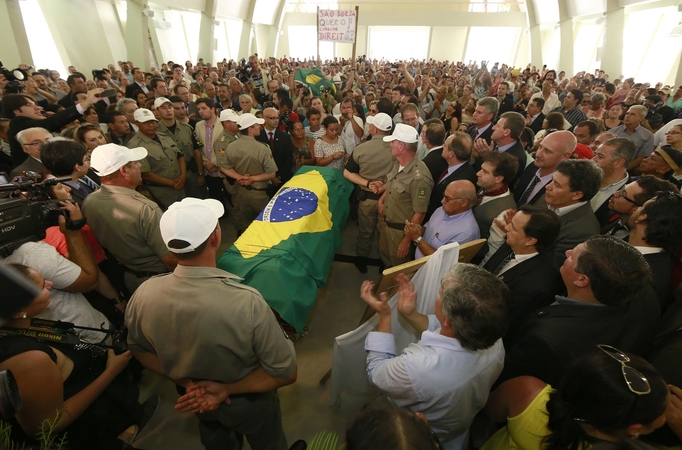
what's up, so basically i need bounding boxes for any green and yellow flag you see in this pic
[217,167,353,332]
[293,68,336,97]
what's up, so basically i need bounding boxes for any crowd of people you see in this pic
[1,54,682,450]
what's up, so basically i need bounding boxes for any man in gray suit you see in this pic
[538,159,603,268]
[474,152,518,240]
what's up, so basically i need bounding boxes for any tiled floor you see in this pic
[132,214,382,449]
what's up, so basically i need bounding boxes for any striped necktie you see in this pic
[518,175,541,206]
[492,252,515,277]
[80,176,100,191]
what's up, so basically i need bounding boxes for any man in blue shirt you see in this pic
[360,264,508,450]
[405,179,480,259]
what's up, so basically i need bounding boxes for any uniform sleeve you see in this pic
[411,174,434,214]
[250,294,297,378]
[138,204,171,260]
[125,285,157,354]
[262,146,279,174]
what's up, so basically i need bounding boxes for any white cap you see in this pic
[90,143,147,177]
[383,123,419,144]
[219,109,239,122]
[238,113,264,130]
[153,97,171,108]
[133,108,158,122]
[160,198,224,253]
[367,113,393,132]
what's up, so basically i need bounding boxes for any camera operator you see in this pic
[4,198,113,344]
[2,88,104,167]
[0,264,158,449]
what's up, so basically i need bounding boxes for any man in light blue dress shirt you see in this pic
[405,180,480,259]
[360,264,508,450]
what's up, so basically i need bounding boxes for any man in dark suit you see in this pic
[466,97,497,145]
[525,97,545,135]
[538,159,603,268]
[627,191,682,308]
[57,73,88,109]
[472,111,528,183]
[426,132,477,220]
[40,139,98,206]
[125,68,151,99]
[590,138,635,227]
[495,82,514,115]
[9,127,51,178]
[513,130,575,207]
[257,107,294,188]
[420,119,447,183]
[601,176,678,239]
[473,152,519,240]
[498,235,660,387]
[483,205,560,339]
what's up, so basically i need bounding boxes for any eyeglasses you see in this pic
[443,195,464,202]
[24,140,47,147]
[613,187,642,206]
[598,344,651,395]
[666,131,682,135]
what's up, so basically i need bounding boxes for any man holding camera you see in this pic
[336,98,364,155]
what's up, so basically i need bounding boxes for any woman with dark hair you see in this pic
[346,408,442,450]
[132,90,147,108]
[312,116,346,170]
[482,347,680,450]
[442,101,462,135]
[533,111,566,144]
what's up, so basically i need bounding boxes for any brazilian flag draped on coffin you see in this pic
[217,167,354,332]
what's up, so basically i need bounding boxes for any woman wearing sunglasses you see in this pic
[481,346,681,450]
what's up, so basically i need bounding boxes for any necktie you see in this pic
[518,175,541,206]
[472,129,480,140]
[437,168,449,184]
[268,132,274,148]
[492,251,515,277]
[80,176,100,191]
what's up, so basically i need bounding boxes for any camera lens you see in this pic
[0,370,21,419]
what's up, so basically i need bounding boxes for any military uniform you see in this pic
[224,135,278,232]
[83,185,170,294]
[157,120,208,199]
[378,156,433,267]
[125,265,295,450]
[212,129,239,198]
[127,131,186,209]
[345,138,394,258]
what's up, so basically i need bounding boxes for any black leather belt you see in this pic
[384,218,404,230]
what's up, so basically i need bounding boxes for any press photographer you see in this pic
[0,263,158,449]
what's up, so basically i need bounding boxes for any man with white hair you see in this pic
[83,144,177,294]
[610,104,655,171]
[9,127,51,178]
[126,197,297,450]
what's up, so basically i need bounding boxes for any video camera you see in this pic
[0,174,74,258]
[236,58,252,84]
[0,61,29,95]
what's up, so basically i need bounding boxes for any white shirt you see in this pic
[553,201,586,217]
[334,114,364,155]
[365,315,505,450]
[5,242,110,343]
[590,173,628,212]
[634,246,664,255]
[530,91,561,116]
[498,251,539,276]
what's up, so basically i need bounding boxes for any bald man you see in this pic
[404,179,480,259]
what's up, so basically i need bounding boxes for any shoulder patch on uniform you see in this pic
[418,187,427,199]
[415,168,422,178]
